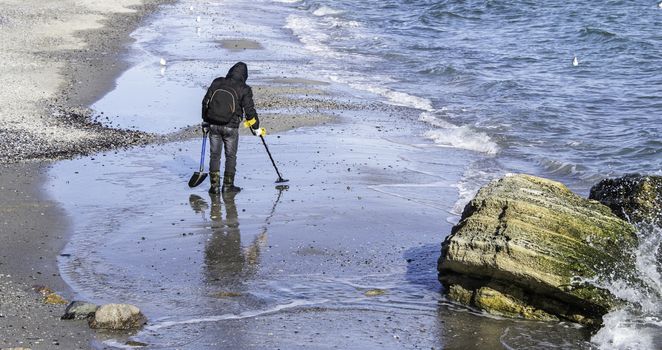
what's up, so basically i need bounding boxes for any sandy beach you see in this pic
[0,1,173,348]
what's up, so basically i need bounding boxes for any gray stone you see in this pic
[438,174,639,325]
[589,174,662,226]
[61,301,98,320]
[88,304,147,330]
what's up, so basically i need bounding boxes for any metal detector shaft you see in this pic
[259,135,286,181]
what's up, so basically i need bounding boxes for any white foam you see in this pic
[592,310,657,350]
[102,340,144,349]
[359,84,434,111]
[284,10,437,117]
[284,15,334,56]
[452,180,477,217]
[328,75,432,111]
[313,5,345,17]
[329,18,361,28]
[590,226,662,349]
[419,111,455,127]
[450,165,504,221]
[272,0,301,3]
[147,299,325,331]
[419,112,499,155]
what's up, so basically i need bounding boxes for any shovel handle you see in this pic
[199,129,208,172]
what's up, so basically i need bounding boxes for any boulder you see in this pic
[88,304,147,330]
[438,174,638,325]
[61,301,99,320]
[589,174,662,226]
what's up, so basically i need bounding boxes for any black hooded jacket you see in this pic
[202,62,258,128]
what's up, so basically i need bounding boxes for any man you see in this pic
[201,62,260,194]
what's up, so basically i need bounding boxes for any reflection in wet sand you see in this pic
[188,187,287,288]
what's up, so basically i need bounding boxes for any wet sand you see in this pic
[48,108,593,349]
[218,39,264,52]
[0,1,361,348]
[0,163,94,349]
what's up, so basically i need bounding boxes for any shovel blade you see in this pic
[188,172,208,188]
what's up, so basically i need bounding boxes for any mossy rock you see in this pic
[44,293,68,305]
[438,174,638,324]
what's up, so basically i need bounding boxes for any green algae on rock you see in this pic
[438,174,638,325]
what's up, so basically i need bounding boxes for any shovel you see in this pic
[188,128,209,187]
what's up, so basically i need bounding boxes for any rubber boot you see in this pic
[221,172,241,193]
[208,171,221,194]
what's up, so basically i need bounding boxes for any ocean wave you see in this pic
[147,299,325,331]
[539,159,587,176]
[590,225,662,350]
[329,18,361,29]
[425,10,480,21]
[451,161,504,218]
[313,5,345,17]
[580,27,617,39]
[479,79,522,97]
[419,112,499,155]
[284,14,362,59]
[419,64,461,77]
[285,13,431,113]
[284,15,333,56]
[272,0,301,3]
[423,2,484,22]
[356,84,434,111]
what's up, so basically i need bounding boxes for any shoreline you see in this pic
[0,1,176,348]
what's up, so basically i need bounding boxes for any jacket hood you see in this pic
[226,62,248,83]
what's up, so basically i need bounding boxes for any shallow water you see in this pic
[49,0,661,348]
[50,120,592,349]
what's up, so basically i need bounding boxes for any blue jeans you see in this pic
[208,125,239,174]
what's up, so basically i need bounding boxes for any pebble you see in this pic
[0,105,155,164]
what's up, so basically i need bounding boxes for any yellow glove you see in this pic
[243,118,257,128]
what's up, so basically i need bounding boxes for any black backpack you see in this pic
[205,85,238,125]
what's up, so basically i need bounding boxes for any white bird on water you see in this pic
[658,1,662,8]
[160,58,167,66]
[196,16,201,22]
[572,56,579,66]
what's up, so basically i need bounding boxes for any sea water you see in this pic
[51,0,661,349]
